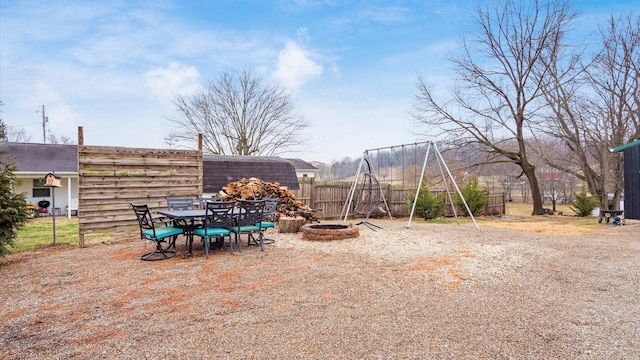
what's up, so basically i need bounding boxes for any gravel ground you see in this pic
[1,218,639,359]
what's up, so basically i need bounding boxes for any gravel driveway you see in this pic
[1,218,639,359]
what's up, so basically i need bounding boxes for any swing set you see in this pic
[341,141,480,230]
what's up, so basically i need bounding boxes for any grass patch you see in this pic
[12,217,114,254]
[484,202,609,235]
[410,202,609,235]
[13,217,80,252]
[505,202,575,216]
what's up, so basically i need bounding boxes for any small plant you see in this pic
[454,177,489,216]
[570,187,599,217]
[409,183,445,220]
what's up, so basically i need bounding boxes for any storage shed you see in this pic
[202,155,300,194]
[612,139,640,220]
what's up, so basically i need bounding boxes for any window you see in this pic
[32,179,51,198]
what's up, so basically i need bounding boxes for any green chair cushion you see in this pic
[142,226,183,240]
[194,227,230,237]
[229,225,261,233]
[260,221,276,228]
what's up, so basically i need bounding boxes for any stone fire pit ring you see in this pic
[301,223,360,241]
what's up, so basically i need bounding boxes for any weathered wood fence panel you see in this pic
[291,182,505,220]
[78,146,202,246]
[307,181,352,218]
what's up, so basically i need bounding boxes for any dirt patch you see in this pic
[1,219,639,359]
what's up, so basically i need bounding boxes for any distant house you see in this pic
[202,155,300,195]
[612,138,640,220]
[0,142,79,216]
[287,158,318,179]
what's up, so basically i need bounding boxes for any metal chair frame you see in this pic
[131,203,183,261]
[199,196,222,209]
[260,197,279,245]
[166,197,195,210]
[193,201,235,257]
[229,200,265,252]
[166,197,198,233]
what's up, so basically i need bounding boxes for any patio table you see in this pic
[157,208,244,257]
[157,209,206,257]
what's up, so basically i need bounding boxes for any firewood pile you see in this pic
[219,178,319,222]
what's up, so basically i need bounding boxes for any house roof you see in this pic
[203,154,300,193]
[0,142,78,173]
[287,158,318,171]
[0,143,300,190]
[612,139,640,153]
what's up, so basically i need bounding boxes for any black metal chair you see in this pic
[193,201,235,257]
[131,203,183,261]
[260,197,279,245]
[166,197,198,232]
[199,196,222,209]
[229,199,265,252]
[166,197,195,210]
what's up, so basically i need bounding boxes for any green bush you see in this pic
[409,184,445,220]
[570,187,599,217]
[0,160,29,256]
[454,177,488,216]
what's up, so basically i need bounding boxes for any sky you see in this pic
[1,0,637,163]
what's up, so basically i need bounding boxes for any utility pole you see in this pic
[41,105,48,143]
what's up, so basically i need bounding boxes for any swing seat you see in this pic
[353,169,385,231]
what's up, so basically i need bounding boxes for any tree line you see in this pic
[412,0,638,215]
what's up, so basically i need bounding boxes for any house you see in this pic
[0,142,79,217]
[612,138,640,220]
[287,158,318,179]
[202,154,300,195]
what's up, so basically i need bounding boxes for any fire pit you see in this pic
[301,223,359,241]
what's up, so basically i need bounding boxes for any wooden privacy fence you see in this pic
[291,181,505,220]
[78,145,202,246]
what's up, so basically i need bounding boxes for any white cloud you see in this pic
[143,63,201,101]
[273,41,323,91]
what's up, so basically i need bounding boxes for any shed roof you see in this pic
[203,154,299,193]
[0,142,78,173]
[287,158,318,171]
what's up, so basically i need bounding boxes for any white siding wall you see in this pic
[15,175,79,215]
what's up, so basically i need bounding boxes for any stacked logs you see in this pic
[219,178,319,222]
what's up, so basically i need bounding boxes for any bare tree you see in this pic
[163,133,180,149]
[1,102,32,143]
[171,68,309,156]
[539,14,640,210]
[47,131,73,144]
[0,101,6,141]
[6,128,31,143]
[412,0,576,215]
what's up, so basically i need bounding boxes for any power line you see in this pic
[5,122,41,128]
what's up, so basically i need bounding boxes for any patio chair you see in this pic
[193,201,235,257]
[229,199,265,252]
[199,196,222,209]
[260,197,279,245]
[167,197,195,210]
[166,197,197,230]
[131,203,183,261]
